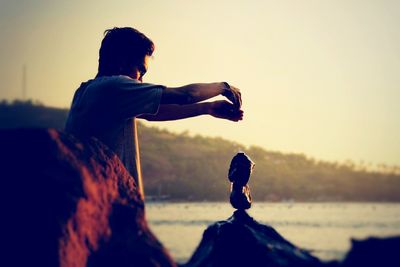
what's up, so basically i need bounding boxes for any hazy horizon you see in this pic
[1,0,399,166]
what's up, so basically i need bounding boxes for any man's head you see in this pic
[97,27,154,81]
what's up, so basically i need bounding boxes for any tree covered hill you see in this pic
[139,125,400,202]
[1,100,400,201]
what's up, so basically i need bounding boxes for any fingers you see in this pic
[230,85,242,109]
[229,86,242,109]
[226,101,243,121]
[228,105,244,121]
[222,82,242,109]
[213,100,243,121]
[231,109,244,121]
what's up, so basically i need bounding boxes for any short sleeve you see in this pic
[110,76,165,119]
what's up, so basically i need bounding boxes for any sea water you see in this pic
[146,202,400,263]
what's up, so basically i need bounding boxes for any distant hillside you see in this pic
[1,99,400,202]
[0,100,68,129]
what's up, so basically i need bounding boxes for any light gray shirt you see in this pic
[65,75,164,195]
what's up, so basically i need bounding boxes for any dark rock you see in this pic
[230,183,252,210]
[0,129,175,267]
[184,209,400,267]
[183,210,324,267]
[341,236,400,267]
[228,152,255,185]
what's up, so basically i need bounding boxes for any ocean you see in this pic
[146,202,400,263]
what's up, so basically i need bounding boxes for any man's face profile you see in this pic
[136,55,149,82]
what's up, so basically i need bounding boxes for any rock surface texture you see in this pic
[0,129,175,267]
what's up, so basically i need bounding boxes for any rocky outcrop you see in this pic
[183,210,324,267]
[0,129,175,267]
[186,152,323,267]
[341,236,400,267]
[183,210,400,267]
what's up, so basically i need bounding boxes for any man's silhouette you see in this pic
[65,27,243,197]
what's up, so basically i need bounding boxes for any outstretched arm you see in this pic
[138,100,243,122]
[161,82,242,108]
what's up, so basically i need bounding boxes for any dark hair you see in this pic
[97,27,154,77]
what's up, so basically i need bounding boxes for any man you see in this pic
[65,27,243,198]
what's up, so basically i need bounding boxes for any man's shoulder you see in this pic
[90,75,164,90]
[74,76,164,102]
[90,75,139,87]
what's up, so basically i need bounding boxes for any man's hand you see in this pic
[222,83,242,109]
[208,100,244,122]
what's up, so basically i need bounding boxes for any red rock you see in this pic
[0,129,175,267]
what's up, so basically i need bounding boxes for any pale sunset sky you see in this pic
[0,0,399,166]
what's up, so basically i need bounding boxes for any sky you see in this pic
[0,0,399,166]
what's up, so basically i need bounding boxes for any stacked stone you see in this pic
[228,152,255,210]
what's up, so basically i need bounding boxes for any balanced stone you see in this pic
[228,152,255,210]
